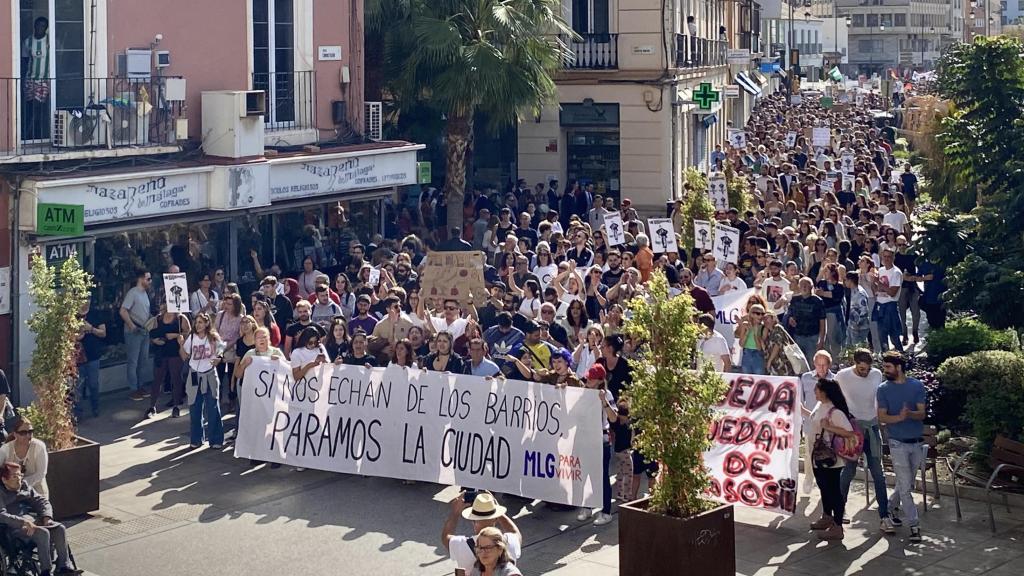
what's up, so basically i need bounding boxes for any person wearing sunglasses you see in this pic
[0,415,48,497]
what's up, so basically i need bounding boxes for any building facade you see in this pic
[811,0,956,74]
[0,0,423,400]
[516,0,768,216]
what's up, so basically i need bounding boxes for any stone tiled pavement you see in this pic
[67,393,1022,576]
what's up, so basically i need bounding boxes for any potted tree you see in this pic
[23,253,100,519]
[618,272,733,576]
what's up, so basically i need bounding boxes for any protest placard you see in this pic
[784,132,797,148]
[647,218,679,254]
[235,360,604,507]
[710,288,754,349]
[367,267,381,287]
[728,129,747,149]
[694,220,713,251]
[812,127,831,148]
[708,175,729,212]
[841,153,855,174]
[163,273,190,314]
[705,372,802,515]
[420,251,487,306]
[604,213,626,246]
[713,223,741,264]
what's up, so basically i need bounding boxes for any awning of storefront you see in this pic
[17,143,425,234]
[750,70,769,86]
[735,72,762,97]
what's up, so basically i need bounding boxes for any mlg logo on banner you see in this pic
[704,373,802,516]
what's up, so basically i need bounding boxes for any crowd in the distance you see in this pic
[58,82,940,573]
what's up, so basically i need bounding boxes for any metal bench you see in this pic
[948,435,1024,532]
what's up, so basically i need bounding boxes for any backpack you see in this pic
[829,407,865,462]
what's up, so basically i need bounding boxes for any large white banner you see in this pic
[711,288,755,349]
[235,359,605,507]
[706,373,802,516]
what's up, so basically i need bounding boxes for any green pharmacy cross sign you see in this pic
[693,82,720,110]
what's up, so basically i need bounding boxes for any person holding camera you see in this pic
[442,492,522,576]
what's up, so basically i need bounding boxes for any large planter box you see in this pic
[46,436,100,520]
[619,498,735,576]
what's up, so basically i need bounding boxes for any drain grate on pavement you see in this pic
[70,513,179,550]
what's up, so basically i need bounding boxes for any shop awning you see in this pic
[735,72,762,97]
[750,70,769,86]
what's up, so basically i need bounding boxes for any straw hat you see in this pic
[462,493,507,521]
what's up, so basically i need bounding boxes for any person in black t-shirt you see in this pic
[342,330,378,367]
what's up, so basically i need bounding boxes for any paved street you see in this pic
[65,394,1023,576]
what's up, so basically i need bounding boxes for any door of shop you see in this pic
[566,130,620,200]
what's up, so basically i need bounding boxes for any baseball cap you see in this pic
[585,364,608,381]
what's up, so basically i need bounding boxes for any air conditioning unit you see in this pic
[201,91,266,158]
[52,109,108,148]
[108,99,150,146]
[365,101,382,141]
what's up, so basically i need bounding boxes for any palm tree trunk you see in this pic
[444,111,473,235]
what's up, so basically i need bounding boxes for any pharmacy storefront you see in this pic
[9,144,423,400]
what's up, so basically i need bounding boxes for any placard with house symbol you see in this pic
[713,223,741,264]
[841,153,855,174]
[604,213,626,246]
[694,220,713,251]
[646,218,679,255]
[163,273,190,314]
[785,132,797,148]
[708,175,729,211]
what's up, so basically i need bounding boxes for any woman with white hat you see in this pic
[443,491,522,576]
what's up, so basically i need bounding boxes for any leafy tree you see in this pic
[623,272,729,518]
[723,164,751,215]
[26,254,93,451]
[367,0,573,229]
[680,168,714,249]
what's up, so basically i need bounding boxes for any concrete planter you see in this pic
[618,498,735,576]
[47,436,100,520]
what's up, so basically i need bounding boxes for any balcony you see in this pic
[566,33,619,70]
[675,35,728,68]
[0,76,184,163]
[251,70,316,132]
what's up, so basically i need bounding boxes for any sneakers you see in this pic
[55,566,84,575]
[880,517,896,534]
[189,443,201,449]
[145,407,156,419]
[210,444,223,450]
[816,525,844,541]
[292,467,305,472]
[171,407,181,418]
[593,512,614,526]
[909,526,922,542]
[576,508,592,521]
[129,390,148,401]
[809,515,834,531]
[889,510,904,527]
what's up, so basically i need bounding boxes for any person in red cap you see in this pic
[575,363,618,525]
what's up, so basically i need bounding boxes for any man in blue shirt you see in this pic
[465,338,500,378]
[877,351,927,542]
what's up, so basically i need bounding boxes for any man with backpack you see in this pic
[836,349,892,534]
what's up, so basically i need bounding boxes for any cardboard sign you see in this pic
[236,360,604,507]
[420,251,487,306]
[647,218,679,254]
[694,220,713,251]
[812,127,831,148]
[706,372,802,515]
[604,213,626,246]
[841,153,855,174]
[708,175,729,212]
[367,267,381,287]
[713,224,741,264]
[163,273,190,314]
[785,132,797,148]
[728,129,747,149]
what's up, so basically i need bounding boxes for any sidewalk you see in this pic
[67,393,1022,576]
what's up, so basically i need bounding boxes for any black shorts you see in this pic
[631,449,658,477]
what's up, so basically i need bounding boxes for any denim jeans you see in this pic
[840,422,888,518]
[888,438,925,527]
[792,334,819,369]
[190,389,224,447]
[76,359,101,416]
[14,522,71,572]
[824,308,846,359]
[874,301,903,353]
[740,348,765,375]
[124,329,150,391]
[898,286,921,339]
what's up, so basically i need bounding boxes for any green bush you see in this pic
[937,351,1024,449]
[925,317,1019,364]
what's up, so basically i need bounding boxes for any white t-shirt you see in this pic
[809,402,855,468]
[698,331,731,372]
[883,210,908,232]
[835,366,883,422]
[291,344,329,374]
[183,335,217,373]
[875,265,902,304]
[718,277,748,295]
[534,264,558,292]
[761,277,792,315]
[518,297,541,319]
[449,532,522,572]
[431,316,469,340]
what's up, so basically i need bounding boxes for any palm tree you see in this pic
[367,0,575,231]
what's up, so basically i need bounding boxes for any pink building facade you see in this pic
[0,0,422,401]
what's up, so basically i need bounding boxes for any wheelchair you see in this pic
[0,523,80,575]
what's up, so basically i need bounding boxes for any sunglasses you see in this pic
[16,429,33,436]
